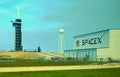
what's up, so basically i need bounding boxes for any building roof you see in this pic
[74,28,120,38]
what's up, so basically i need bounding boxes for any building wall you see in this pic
[64,49,96,61]
[64,29,120,61]
[97,29,120,60]
[73,30,109,49]
[64,50,77,60]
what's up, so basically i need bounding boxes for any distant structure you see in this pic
[58,29,64,52]
[64,29,120,62]
[11,7,23,51]
[38,46,41,52]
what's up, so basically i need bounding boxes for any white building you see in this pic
[64,29,120,61]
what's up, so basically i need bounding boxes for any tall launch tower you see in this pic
[11,7,23,51]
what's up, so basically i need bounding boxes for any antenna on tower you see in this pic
[18,6,20,18]
[12,6,23,51]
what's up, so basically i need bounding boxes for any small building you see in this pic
[64,29,120,61]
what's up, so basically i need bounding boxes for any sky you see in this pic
[0,0,120,51]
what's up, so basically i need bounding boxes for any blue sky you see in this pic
[0,0,120,51]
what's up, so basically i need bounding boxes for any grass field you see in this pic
[0,59,98,67]
[0,68,120,77]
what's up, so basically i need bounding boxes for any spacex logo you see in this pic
[75,34,105,47]
[82,34,105,46]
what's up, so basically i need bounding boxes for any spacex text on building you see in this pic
[82,37,102,46]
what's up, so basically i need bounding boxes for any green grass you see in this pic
[0,59,99,67]
[0,68,120,77]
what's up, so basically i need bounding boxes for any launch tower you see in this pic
[11,7,23,51]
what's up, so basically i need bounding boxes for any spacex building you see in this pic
[64,29,120,61]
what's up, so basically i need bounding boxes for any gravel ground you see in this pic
[0,63,120,72]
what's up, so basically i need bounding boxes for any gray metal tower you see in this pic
[11,7,23,51]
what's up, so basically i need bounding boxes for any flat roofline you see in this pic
[64,48,96,51]
[74,28,120,38]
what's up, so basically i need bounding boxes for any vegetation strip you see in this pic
[0,68,120,77]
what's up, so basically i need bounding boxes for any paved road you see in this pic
[0,63,120,72]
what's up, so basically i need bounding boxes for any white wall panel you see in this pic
[74,30,109,49]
